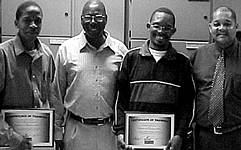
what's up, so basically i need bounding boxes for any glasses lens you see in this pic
[95,15,105,22]
[151,24,172,31]
[82,15,105,22]
[82,15,91,22]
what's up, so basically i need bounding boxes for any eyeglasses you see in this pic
[81,14,106,23]
[150,24,173,32]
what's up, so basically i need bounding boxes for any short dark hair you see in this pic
[16,1,42,21]
[150,7,175,26]
[213,6,236,23]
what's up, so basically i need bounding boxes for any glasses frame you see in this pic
[81,14,106,23]
[150,24,174,32]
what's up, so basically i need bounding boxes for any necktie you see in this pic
[208,51,225,127]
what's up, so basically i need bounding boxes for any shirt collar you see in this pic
[139,40,177,60]
[79,30,114,52]
[13,34,43,57]
[214,38,238,57]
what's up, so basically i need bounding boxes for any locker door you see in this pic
[129,0,210,41]
[2,0,71,37]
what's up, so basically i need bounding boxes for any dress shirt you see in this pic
[191,39,241,129]
[51,30,128,140]
[0,34,55,146]
[0,35,55,108]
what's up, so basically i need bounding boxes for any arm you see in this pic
[114,53,133,150]
[176,60,195,137]
[49,46,68,149]
[0,49,31,150]
[41,44,56,108]
[167,59,195,150]
[114,53,131,135]
[0,49,6,100]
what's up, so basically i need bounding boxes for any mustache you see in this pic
[26,30,39,35]
[155,32,169,39]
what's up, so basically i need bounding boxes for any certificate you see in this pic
[1,109,54,147]
[125,111,174,149]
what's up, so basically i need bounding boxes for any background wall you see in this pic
[1,0,241,58]
[1,0,125,57]
[125,0,211,57]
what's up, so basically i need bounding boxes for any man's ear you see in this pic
[14,20,18,27]
[171,27,176,34]
[146,22,151,29]
[208,23,212,34]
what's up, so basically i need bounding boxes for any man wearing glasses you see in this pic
[114,7,194,150]
[51,0,128,150]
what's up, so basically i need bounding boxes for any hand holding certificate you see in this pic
[1,109,54,148]
[125,111,174,149]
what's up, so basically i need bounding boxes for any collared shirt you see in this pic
[51,31,128,139]
[0,35,55,146]
[191,39,241,128]
[114,40,195,137]
[0,35,55,108]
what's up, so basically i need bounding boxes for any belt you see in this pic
[70,113,112,126]
[197,124,241,135]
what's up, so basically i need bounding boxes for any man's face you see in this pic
[81,3,107,39]
[15,5,42,42]
[147,12,176,50]
[209,10,237,48]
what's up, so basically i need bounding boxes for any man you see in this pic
[0,1,55,149]
[114,7,195,150]
[50,0,128,150]
[191,6,241,150]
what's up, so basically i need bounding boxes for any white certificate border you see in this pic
[125,111,174,149]
[1,109,54,147]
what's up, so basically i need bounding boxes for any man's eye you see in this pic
[152,25,159,28]
[223,23,232,27]
[213,22,220,27]
[24,18,32,23]
[95,16,103,19]
[85,16,91,19]
[35,18,42,24]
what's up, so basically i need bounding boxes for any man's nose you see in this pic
[30,21,38,28]
[218,24,227,30]
[90,16,96,23]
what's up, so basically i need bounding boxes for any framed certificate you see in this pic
[1,109,54,147]
[125,111,174,149]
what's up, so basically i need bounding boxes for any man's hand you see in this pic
[117,134,133,150]
[106,55,123,71]
[55,140,64,150]
[165,135,183,150]
[15,135,33,150]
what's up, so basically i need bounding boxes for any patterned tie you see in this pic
[208,51,225,127]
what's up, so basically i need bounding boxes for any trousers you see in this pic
[63,116,117,150]
[196,126,241,150]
